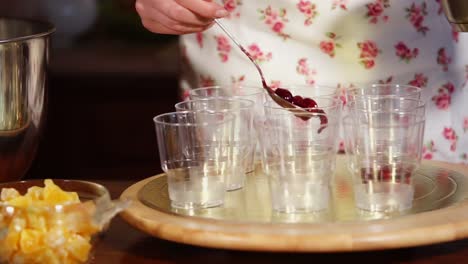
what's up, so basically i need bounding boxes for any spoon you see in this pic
[213,19,329,133]
[213,19,308,113]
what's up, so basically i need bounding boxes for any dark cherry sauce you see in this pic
[360,165,412,185]
[274,88,328,133]
[240,46,328,133]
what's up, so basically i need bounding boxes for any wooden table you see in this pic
[91,161,468,263]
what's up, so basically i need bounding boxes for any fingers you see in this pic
[141,18,211,35]
[175,0,228,19]
[141,1,212,27]
[136,0,224,34]
[140,18,180,35]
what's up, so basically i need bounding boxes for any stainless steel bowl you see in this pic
[442,0,468,32]
[0,18,55,182]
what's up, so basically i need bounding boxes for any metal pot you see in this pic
[0,18,55,182]
[442,0,468,32]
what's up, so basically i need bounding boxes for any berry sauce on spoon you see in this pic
[215,19,328,132]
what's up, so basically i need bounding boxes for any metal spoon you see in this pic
[213,19,308,114]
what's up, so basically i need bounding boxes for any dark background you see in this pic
[2,0,180,181]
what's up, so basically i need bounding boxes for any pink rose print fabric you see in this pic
[179,0,468,163]
[452,27,460,42]
[296,58,317,84]
[422,140,436,160]
[432,82,455,110]
[437,48,452,72]
[357,40,381,69]
[365,0,390,24]
[223,0,242,18]
[461,153,468,162]
[231,75,246,85]
[270,80,282,89]
[320,32,342,58]
[297,0,319,26]
[258,6,290,40]
[196,33,203,48]
[435,0,443,15]
[405,2,429,35]
[200,75,215,87]
[332,0,348,10]
[464,117,468,133]
[214,35,231,62]
[378,76,393,84]
[408,73,428,88]
[395,42,418,63]
[247,43,272,63]
[462,65,468,88]
[443,127,458,152]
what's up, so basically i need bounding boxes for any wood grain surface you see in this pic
[119,158,468,252]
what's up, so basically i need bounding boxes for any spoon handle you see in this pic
[213,19,311,118]
[213,19,244,52]
[214,19,273,93]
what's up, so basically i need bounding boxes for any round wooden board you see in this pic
[120,158,468,252]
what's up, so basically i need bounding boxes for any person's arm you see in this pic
[135,0,228,35]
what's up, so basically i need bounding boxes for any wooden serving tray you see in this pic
[120,156,468,252]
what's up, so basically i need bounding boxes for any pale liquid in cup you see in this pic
[354,182,414,212]
[245,144,256,174]
[268,150,335,213]
[166,167,226,209]
[225,144,254,191]
[270,181,330,213]
[353,164,415,212]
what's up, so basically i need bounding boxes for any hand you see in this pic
[135,0,229,35]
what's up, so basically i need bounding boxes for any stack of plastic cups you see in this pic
[261,92,342,213]
[343,84,425,213]
[153,111,236,210]
[175,97,255,191]
[258,85,342,173]
[189,85,266,173]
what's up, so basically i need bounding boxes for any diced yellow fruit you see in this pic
[0,180,99,264]
[6,196,30,208]
[44,227,67,248]
[0,231,20,261]
[43,179,54,187]
[10,252,38,264]
[63,207,99,235]
[0,250,9,264]
[9,217,26,233]
[36,248,61,264]
[25,186,44,201]
[43,180,79,205]
[0,213,5,225]
[1,188,20,201]
[26,213,47,232]
[10,252,26,264]
[4,231,20,250]
[62,257,81,264]
[19,229,43,254]
[65,234,91,262]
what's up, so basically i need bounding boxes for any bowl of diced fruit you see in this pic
[0,179,129,264]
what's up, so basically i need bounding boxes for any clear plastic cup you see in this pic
[348,97,426,116]
[345,111,425,212]
[278,84,341,98]
[174,98,255,191]
[189,85,267,173]
[261,99,341,213]
[154,111,236,209]
[346,84,422,101]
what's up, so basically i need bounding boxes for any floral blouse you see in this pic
[179,0,468,164]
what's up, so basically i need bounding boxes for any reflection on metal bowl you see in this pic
[0,17,55,182]
[441,0,468,32]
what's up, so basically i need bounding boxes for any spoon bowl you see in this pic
[213,19,306,111]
